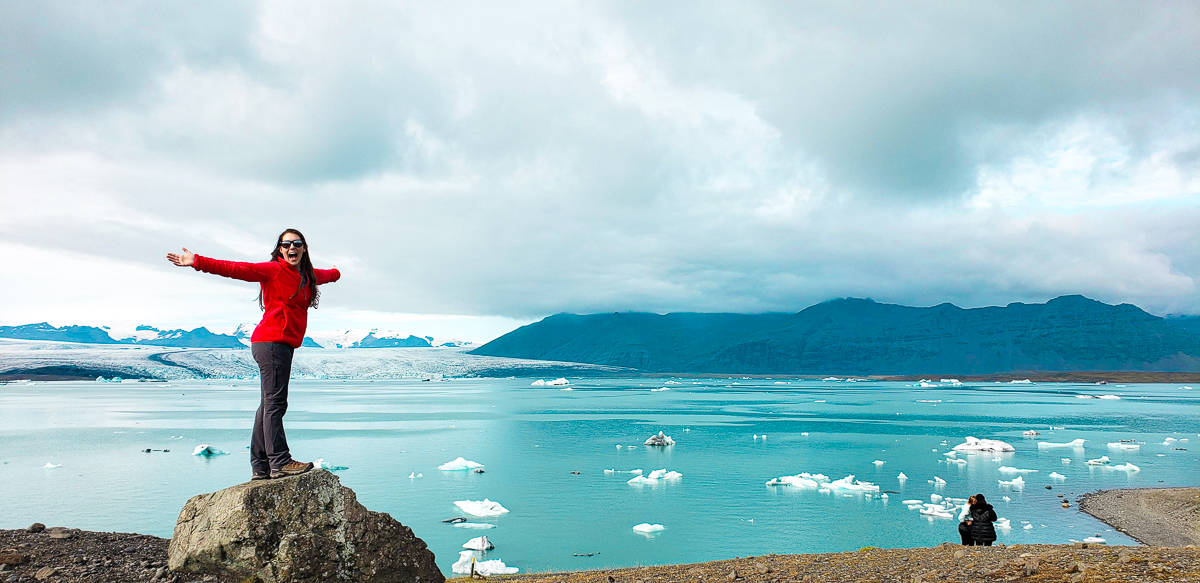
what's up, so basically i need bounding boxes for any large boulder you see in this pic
[168,470,444,583]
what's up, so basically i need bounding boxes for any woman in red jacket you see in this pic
[166,228,341,480]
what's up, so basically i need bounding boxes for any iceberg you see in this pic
[1023,524,1033,530]
[822,475,880,494]
[313,458,349,471]
[1096,394,1121,400]
[995,517,1011,530]
[920,507,954,519]
[547,378,569,386]
[451,551,518,576]
[1086,456,1110,465]
[952,437,1014,453]
[454,499,509,517]
[1048,472,1066,480]
[42,462,61,469]
[643,431,675,446]
[439,457,485,471]
[930,493,944,503]
[1009,379,1032,384]
[1061,458,1072,464]
[1082,536,1107,544]
[998,476,1025,490]
[930,476,947,487]
[1163,437,1178,445]
[1106,442,1140,451]
[462,536,494,551]
[628,468,682,485]
[650,387,669,392]
[408,472,423,479]
[530,379,546,386]
[192,444,228,457]
[766,472,829,488]
[897,472,908,482]
[453,522,497,529]
[872,460,885,467]
[1106,463,1140,472]
[604,468,643,475]
[1037,439,1086,449]
[998,466,1038,474]
[632,523,665,534]
[1022,430,1041,436]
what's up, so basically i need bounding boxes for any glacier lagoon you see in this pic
[0,377,1197,575]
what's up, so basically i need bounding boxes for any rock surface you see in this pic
[168,470,444,583]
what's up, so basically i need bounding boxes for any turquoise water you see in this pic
[1,378,1197,575]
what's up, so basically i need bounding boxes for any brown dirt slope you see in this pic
[1079,488,1200,547]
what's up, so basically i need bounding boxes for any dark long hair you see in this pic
[972,493,988,508]
[257,228,320,310]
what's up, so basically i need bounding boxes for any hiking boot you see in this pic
[270,460,314,479]
[251,472,272,481]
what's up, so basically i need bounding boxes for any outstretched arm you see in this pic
[167,247,278,282]
[315,265,341,285]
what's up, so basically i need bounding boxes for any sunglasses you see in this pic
[279,240,305,249]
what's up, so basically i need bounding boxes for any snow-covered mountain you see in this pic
[306,328,476,349]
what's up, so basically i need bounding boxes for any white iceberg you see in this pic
[313,458,349,471]
[42,462,61,469]
[1048,472,1067,481]
[454,499,509,517]
[920,506,954,519]
[453,522,497,529]
[998,476,1025,490]
[1107,442,1140,451]
[1086,456,1110,465]
[408,472,423,479]
[1022,430,1041,436]
[1082,536,1107,544]
[1023,524,1033,530]
[1009,379,1032,384]
[766,472,829,488]
[452,551,517,576]
[1061,458,1072,464]
[930,476,947,487]
[643,431,675,446]
[995,517,1011,530]
[1096,394,1121,400]
[650,387,669,392]
[439,457,485,471]
[822,474,880,494]
[1106,463,1140,472]
[632,523,665,534]
[930,493,944,503]
[1038,439,1086,449]
[628,468,682,485]
[953,437,1015,453]
[897,472,908,482]
[462,536,494,551]
[998,466,1038,474]
[872,460,885,467]
[604,468,643,475]
[530,379,546,386]
[547,378,570,386]
[192,444,228,457]
[1163,437,1178,445]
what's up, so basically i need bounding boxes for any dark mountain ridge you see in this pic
[471,295,1200,374]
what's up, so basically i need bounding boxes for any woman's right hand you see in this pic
[166,247,195,267]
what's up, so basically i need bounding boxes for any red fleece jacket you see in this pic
[192,255,341,349]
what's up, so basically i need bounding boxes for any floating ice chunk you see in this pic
[560,387,573,391]
[800,432,810,436]
[920,507,954,519]
[953,437,1015,453]
[766,473,824,488]
[1002,496,1011,502]
[1096,394,1121,400]
[995,517,1011,530]
[943,451,958,458]
[1022,430,1041,436]
[43,462,61,469]
[632,523,665,534]
[916,381,938,388]
[1061,458,1072,464]
[822,377,841,381]
[1076,395,1097,399]
[628,468,682,485]
[930,476,947,487]
[1023,524,1033,530]
[192,444,228,457]
[408,472,423,479]
[452,551,518,576]
[643,431,675,446]
[313,458,349,471]
[1082,536,1107,544]
[1106,463,1140,472]
[664,380,681,384]
[998,466,1038,474]
[1086,456,1111,465]
[940,379,962,385]
[605,468,643,475]
[998,476,1025,490]
[901,499,923,505]
[872,460,885,467]
[822,475,880,493]
[897,472,908,482]
[916,399,942,403]
[1009,379,1032,384]
[1163,437,1178,445]
[1038,439,1086,449]
[453,522,497,529]
[454,499,509,517]
[946,458,967,465]
[930,493,944,503]
[547,378,569,386]
[531,379,546,386]
[650,387,669,392]
[439,457,485,471]
[462,536,494,551]
[1048,472,1067,481]
[1107,442,1140,451]
[1181,386,1193,390]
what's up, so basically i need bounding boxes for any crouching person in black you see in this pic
[958,495,978,545]
[965,493,998,546]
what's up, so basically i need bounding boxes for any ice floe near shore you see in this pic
[952,437,1014,452]
[766,472,880,494]
[1086,456,1111,465]
[454,499,509,517]
[462,536,494,551]
[1048,472,1067,481]
[439,457,484,471]
[1105,463,1140,472]
[632,523,665,534]
[313,458,349,471]
[998,476,1025,490]
[452,551,517,576]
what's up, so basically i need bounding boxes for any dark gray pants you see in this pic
[251,342,295,473]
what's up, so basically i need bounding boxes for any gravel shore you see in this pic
[0,527,234,583]
[1078,487,1200,547]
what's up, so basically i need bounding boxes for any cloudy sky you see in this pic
[2,1,1198,343]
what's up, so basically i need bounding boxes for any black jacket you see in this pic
[968,503,998,542]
